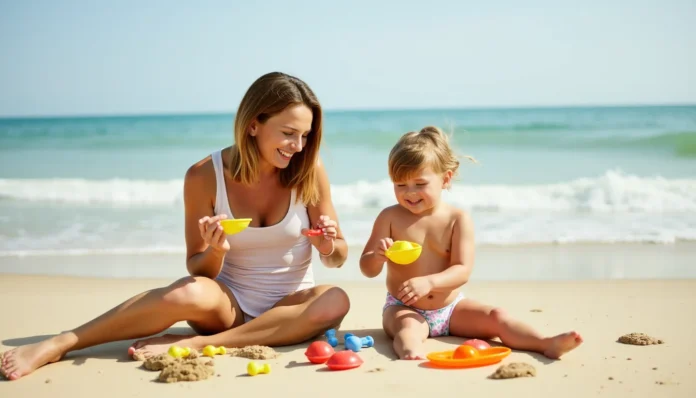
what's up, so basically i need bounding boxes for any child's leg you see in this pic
[382,305,430,360]
[448,299,582,359]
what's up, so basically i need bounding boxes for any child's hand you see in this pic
[376,237,394,260]
[397,276,433,306]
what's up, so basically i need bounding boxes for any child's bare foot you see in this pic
[393,339,426,360]
[129,334,196,360]
[401,350,426,360]
[0,339,64,381]
[543,331,583,359]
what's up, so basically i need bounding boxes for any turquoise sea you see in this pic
[1,105,695,258]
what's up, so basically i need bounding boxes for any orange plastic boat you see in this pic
[426,346,511,368]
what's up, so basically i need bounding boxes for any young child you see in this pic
[359,126,583,360]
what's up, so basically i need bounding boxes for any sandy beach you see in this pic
[1,248,695,397]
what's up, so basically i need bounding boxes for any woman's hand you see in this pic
[198,214,230,253]
[302,214,337,255]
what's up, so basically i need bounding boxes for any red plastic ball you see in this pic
[305,341,335,364]
[462,339,491,351]
[326,350,363,370]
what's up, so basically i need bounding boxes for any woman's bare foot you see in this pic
[0,339,65,381]
[129,334,196,360]
[543,331,583,359]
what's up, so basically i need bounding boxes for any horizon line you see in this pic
[1,101,695,120]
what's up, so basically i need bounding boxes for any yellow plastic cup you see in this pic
[220,218,252,235]
[385,240,422,265]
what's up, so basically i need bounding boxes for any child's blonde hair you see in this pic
[388,126,474,183]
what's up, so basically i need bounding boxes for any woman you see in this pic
[1,72,350,381]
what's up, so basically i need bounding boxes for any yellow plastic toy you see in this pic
[202,345,227,357]
[385,240,422,265]
[168,345,192,358]
[247,361,271,376]
[220,218,252,235]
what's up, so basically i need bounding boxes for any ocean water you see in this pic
[1,105,695,259]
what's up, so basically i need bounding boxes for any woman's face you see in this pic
[250,104,313,170]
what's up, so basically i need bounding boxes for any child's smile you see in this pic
[405,198,423,207]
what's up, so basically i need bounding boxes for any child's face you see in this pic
[392,166,452,214]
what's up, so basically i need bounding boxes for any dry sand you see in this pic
[0,274,694,397]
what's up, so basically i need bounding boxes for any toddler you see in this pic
[359,126,583,360]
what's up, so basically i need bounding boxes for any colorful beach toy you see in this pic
[462,339,491,351]
[220,218,252,235]
[202,345,227,357]
[247,361,271,376]
[385,240,422,265]
[426,345,511,368]
[167,345,193,358]
[305,228,323,236]
[326,350,363,371]
[305,341,335,364]
[325,329,338,347]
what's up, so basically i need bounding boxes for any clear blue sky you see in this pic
[1,0,694,117]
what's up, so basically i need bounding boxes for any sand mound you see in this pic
[227,345,279,359]
[142,353,176,371]
[157,358,214,383]
[618,333,664,345]
[489,362,537,379]
[141,354,215,383]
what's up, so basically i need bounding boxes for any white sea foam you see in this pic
[1,170,695,212]
[1,170,695,256]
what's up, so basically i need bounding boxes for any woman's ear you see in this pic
[249,120,258,136]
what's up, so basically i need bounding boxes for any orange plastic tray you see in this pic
[426,347,511,368]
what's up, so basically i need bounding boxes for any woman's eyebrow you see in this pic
[283,125,311,134]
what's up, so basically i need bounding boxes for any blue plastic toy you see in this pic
[345,334,375,352]
[325,329,338,347]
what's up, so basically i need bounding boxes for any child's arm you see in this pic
[359,208,392,278]
[427,211,475,291]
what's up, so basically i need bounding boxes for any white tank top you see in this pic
[210,149,315,319]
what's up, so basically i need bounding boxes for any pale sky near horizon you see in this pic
[1,0,694,117]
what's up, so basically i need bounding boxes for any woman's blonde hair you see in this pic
[388,126,474,183]
[229,72,323,206]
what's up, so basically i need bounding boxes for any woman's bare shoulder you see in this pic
[183,148,230,200]
[185,154,213,184]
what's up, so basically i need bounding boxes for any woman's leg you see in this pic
[131,284,350,352]
[448,299,583,359]
[382,305,430,360]
[0,276,241,381]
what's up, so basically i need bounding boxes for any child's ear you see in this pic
[442,170,453,189]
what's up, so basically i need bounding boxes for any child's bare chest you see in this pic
[391,216,453,258]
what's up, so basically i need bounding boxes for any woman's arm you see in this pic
[305,157,348,268]
[183,158,227,279]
